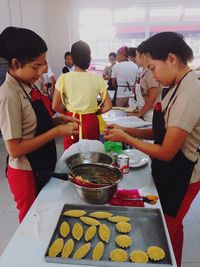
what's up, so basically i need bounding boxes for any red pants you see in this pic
[165,180,200,267]
[64,112,100,149]
[7,166,37,223]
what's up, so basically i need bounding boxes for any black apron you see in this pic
[151,71,197,217]
[113,82,132,106]
[18,82,57,193]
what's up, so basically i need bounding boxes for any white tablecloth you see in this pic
[102,110,152,128]
[0,163,177,267]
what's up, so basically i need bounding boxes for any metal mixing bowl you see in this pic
[70,163,122,204]
[66,152,113,169]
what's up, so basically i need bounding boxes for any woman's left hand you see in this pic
[59,114,80,124]
[104,128,128,142]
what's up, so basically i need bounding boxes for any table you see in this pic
[0,163,177,267]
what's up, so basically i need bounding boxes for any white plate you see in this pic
[124,149,149,168]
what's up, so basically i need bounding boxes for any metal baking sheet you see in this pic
[45,204,172,266]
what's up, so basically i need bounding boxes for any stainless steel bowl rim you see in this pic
[66,152,114,169]
[70,163,122,190]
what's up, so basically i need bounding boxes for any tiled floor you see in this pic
[0,136,200,266]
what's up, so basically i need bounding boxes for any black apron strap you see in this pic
[113,83,132,106]
[163,70,192,114]
[112,86,117,106]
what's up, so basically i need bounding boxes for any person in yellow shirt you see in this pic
[52,40,112,149]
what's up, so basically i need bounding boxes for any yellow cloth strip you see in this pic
[71,112,76,140]
[79,113,83,140]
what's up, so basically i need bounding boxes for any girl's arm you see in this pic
[53,114,80,126]
[5,123,78,158]
[104,126,188,161]
[52,88,65,114]
[138,87,159,117]
[106,124,154,140]
[128,87,158,118]
[98,92,112,114]
[102,67,110,80]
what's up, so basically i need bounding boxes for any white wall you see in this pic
[0,0,72,77]
[1,0,200,77]
[0,0,11,32]
[45,0,72,77]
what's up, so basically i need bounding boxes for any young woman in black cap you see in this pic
[0,27,79,222]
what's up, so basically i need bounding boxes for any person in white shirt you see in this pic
[42,63,56,98]
[111,46,138,107]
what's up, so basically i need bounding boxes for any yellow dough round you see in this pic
[130,250,148,263]
[99,223,110,243]
[115,235,132,248]
[72,223,83,241]
[73,243,91,259]
[89,211,113,219]
[61,239,74,258]
[116,221,132,233]
[92,241,104,261]
[147,246,165,261]
[108,216,130,223]
[109,248,128,262]
[48,238,64,257]
[80,216,100,226]
[85,225,97,241]
[63,209,86,217]
[60,221,70,238]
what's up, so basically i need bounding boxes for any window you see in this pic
[78,4,200,68]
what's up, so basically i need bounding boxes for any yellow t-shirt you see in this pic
[55,71,108,114]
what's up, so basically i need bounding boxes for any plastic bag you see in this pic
[55,139,105,172]
[104,141,123,154]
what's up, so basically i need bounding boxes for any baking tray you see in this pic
[45,204,173,266]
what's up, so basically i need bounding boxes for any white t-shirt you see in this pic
[111,61,138,98]
[43,64,55,84]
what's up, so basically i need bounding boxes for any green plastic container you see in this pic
[104,141,123,154]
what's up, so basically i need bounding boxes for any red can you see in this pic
[117,154,129,174]
[108,151,118,166]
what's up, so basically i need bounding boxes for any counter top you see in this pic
[0,163,177,267]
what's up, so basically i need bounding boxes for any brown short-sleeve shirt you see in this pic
[0,73,37,170]
[162,71,200,183]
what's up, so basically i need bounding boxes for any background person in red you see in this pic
[0,27,79,223]
[104,32,200,267]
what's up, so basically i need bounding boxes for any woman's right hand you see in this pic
[105,123,125,131]
[55,122,79,137]
[104,128,128,143]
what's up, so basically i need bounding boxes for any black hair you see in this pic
[124,46,130,57]
[71,40,91,70]
[108,52,116,58]
[136,42,146,54]
[64,51,71,58]
[141,32,193,64]
[0,26,47,66]
[129,47,136,57]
